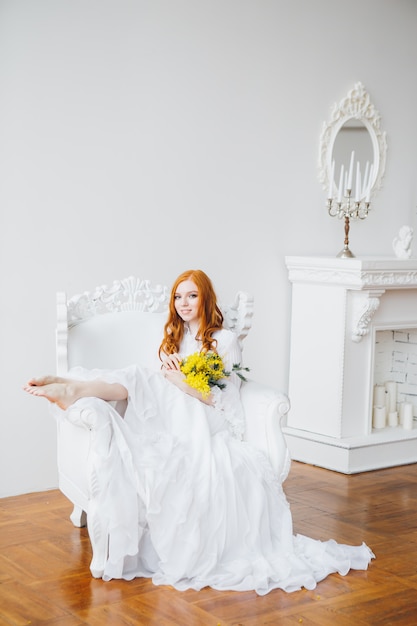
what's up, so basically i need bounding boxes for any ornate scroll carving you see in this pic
[67,276,169,327]
[287,262,417,290]
[351,290,385,342]
[361,270,417,288]
[222,291,254,347]
[287,266,363,288]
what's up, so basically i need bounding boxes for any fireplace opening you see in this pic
[373,328,417,427]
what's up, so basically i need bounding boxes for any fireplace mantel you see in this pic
[284,255,417,473]
[286,256,417,289]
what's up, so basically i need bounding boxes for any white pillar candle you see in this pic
[388,411,398,427]
[373,406,386,429]
[337,164,344,202]
[399,402,406,425]
[374,384,386,407]
[355,161,361,201]
[365,163,373,202]
[347,150,355,190]
[385,381,397,413]
[362,161,369,197]
[403,403,414,430]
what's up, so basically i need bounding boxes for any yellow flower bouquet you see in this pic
[180,351,249,398]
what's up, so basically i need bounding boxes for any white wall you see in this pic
[1,0,417,496]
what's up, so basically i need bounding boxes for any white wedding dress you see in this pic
[58,327,374,595]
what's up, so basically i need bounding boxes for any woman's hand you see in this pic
[161,354,184,389]
[164,369,191,396]
[161,353,181,372]
[164,369,185,386]
[163,367,213,406]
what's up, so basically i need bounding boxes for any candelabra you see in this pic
[327,189,370,258]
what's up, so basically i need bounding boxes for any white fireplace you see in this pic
[284,256,417,473]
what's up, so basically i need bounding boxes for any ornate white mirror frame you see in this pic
[318,82,387,201]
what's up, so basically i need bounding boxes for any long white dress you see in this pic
[62,327,374,595]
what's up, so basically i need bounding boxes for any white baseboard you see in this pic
[283,425,417,473]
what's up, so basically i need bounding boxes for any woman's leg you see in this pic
[23,376,128,410]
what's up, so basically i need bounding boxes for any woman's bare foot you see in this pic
[23,381,78,410]
[27,375,68,387]
[24,376,127,408]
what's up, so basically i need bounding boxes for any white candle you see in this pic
[328,160,335,199]
[388,411,398,427]
[337,164,344,202]
[385,381,397,413]
[374,384,386,407]
[365,163,373,202]
[373,406,386,429]
[347,150,355,190]
[403,403,414,430]
[355,161,361,201]
[362,161,370,197]
[399,402,405,425]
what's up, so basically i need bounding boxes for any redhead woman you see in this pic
[24,269,374,594]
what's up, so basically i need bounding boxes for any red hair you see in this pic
[159,269,223,358]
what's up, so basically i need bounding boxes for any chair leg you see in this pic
[69,505,87,528]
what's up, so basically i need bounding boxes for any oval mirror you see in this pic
[318,83,387,202]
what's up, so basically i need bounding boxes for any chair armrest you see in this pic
[64,397,127,434]
[240,380,291,482]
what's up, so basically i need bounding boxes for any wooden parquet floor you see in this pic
[1,461,417,625]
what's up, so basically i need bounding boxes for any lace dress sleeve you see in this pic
[211,330,246,440]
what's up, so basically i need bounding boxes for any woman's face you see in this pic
[174,279,200,327]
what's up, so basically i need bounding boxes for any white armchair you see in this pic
[55,277,291,576]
